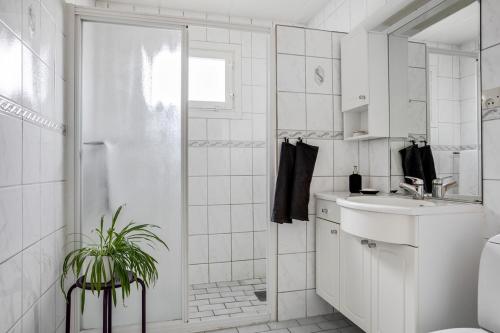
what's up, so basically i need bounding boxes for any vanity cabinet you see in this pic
[370,241,417,333]
[339,231,418,333]
[316,193,484,333]
[316,199,341,308]
[339,231,371,332]
[341,28,389,140]
[316,218,340,308]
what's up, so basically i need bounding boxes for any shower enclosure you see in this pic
[78,20,187,328]
[72,6,271,331]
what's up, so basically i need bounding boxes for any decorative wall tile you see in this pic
[306,57,333,94]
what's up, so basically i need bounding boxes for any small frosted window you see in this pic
[189,57,226,103]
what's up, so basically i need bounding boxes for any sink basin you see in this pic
[336,195,482,246]
[337,195,479,215]
[347,196,436,209]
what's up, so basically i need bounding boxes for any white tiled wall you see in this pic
[187,25,270,285]
[275,25,350,321]
[481,0,500,236]
[0,0,67,332]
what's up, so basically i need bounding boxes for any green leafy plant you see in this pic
[60,205,168,312]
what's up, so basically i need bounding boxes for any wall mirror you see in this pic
[388,0,481,202]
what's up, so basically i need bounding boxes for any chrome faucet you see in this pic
[432,177,457,199]
[399,176,425,199]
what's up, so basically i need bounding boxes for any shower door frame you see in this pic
[67,4,276,333]
[69,6,190,332]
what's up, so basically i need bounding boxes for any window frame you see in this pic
[188,41,241,114]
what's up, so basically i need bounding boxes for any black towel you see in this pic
[419,145,436,193]
[271,142,296,224]
[399,145,425,185]
[290,141,319,221]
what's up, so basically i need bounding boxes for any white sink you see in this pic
[336,195,482,246]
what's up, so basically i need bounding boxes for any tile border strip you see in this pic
[276,129,344,140]
[0,95,66,134]
[189,140,266,148]
[482,107,500,121]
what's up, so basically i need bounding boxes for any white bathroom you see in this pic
[1,0,500,332]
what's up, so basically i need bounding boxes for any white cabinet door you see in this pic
[340,231,371,332]
[370,242,417,333]
[316,218,340,308]
[341,28,369,112]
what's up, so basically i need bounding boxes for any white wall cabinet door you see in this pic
[370,241,417,333]
[316,218,340,308]
[341,28,369,112]
[340,231,372,332]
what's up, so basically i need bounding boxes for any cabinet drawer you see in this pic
[316,199,340,222]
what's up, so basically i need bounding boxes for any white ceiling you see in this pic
[112,0,330,24]
[412,2,479,46]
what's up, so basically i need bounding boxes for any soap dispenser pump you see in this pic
[349,166,362,193]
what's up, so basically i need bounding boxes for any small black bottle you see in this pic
[349,166,362,193]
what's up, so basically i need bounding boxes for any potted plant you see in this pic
[60,205,168,312]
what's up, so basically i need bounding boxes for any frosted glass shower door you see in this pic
[80,21,185,328]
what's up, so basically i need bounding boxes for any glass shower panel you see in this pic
[80,21,184,328]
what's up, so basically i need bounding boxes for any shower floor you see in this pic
[189,278,267,321]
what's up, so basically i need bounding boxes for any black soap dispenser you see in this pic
[349,166,362,193]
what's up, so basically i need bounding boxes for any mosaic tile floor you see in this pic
[189,278,267,321]
[205,312,362,333]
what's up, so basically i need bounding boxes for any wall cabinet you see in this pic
[341,28,389,140]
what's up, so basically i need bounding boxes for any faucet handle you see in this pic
[405,176,424,185]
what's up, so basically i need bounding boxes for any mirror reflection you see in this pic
[389,0,481,201]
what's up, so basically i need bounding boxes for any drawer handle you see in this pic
[359,95,366,100]
[321,208,329,214]
[361,239,369,245]
[330,229,338,235]
[368,242,377,248]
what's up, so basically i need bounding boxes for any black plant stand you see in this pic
[65,271,146,333]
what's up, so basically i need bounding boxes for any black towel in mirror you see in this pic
[290,141,319,221]
[399,144,425,184]
[419,145,436,193]
[271,142,296,224]
[399,143,437,193]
